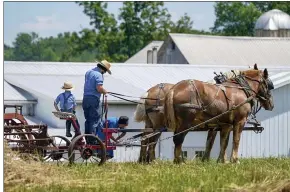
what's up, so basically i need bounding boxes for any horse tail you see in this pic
[164,89,177,132]
[133,92,149,122]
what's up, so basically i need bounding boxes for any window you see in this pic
[171,42,175,50]
[182,151,188,158]
[195,151,205,158]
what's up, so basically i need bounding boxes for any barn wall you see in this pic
[159,132,234,160]
[239,84,290,158]
[158,38,188,64]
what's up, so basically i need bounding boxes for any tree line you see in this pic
[4,2,290,63]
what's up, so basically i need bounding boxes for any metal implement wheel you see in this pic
[68,134,106,166]
[42,135,71,164]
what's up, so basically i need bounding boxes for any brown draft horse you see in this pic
[164,64,274,164]
[134,70,245,163]
[134,83,174,163]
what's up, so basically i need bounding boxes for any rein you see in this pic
[108,92,159,100]
[107,92,164,107]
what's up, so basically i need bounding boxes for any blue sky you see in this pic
[4,1,216,46]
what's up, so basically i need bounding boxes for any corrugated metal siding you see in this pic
[4,62,289,103]
[239,84,290,157]
[4,74,144,102]
[160,33,290,66]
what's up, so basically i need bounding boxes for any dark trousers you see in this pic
[61,110,81,135]
[82,96,103,144]
[66,119,81,134]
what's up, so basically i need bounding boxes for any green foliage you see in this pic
[212,2,290,36]
[9,2,275,62]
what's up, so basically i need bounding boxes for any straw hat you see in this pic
[61,82,74,90]
[96,60,112,75]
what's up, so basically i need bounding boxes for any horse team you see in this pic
[134,64,274,164]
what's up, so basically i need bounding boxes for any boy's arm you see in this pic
[54,95,60,111]
[72,95,77,112]
[111,133,126,143]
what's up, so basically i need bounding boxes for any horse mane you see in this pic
[240,69,262,78]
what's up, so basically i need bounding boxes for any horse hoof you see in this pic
[173,159,181,164]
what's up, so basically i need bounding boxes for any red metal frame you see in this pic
[102,95,117,150]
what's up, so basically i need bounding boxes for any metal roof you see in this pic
[4,61,290,104]
[167,33,290,66]
[270,71,290,89]
[255,9,290,30]
[125,41,164,63]
[4,80,37,103]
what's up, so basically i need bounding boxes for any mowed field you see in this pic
[4,145,290,192]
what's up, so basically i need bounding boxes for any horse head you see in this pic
[243,63,274,111]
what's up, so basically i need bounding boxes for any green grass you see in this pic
[5,152,290,192]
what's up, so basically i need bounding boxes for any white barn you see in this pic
[4,61,290,161]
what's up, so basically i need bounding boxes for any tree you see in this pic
[4,44,14,61]
[13,33,35,61]
[253,2,290,15]
[212,2,261,36]
[171,13,194,33]
[76,1,126,62]
[119,2,174,57]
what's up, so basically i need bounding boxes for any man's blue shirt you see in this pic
[55,91,76,112]
[97,117,119,141]
[83,67,103,98]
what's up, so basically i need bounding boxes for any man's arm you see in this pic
[97,85,107,94]
[111,132,126,143]
[95,72,107,94]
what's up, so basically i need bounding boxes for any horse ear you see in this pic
[254,63,258,70]
[263,68,269,79]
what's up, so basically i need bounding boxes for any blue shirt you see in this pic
[97,117,119,141]
[55,91,76,112]
[83,67,103,98]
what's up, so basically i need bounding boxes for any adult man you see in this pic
[54,82,80,137]
[96,116,129,158]
[82,60,111,144]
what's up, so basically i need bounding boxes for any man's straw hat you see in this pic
[96,60,112,75]
[61,82,74,90]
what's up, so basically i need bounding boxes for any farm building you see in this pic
[4,61,290,162]
[126,9,290,66]
[126,34,290,66]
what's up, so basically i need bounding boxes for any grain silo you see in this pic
[255,9,290,37]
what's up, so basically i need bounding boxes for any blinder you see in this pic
[267,78,274,90]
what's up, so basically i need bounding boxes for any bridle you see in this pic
[242,72,273,102]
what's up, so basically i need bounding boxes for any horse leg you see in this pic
[148,133,161,162]
[138,119,152,164]
[202,129,218,162]
[230,119,246,164]
[217,125,232,163]
[138,138,148,163]
[173,131,188,164]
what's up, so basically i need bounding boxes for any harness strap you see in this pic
[188,80,204,110]
[156,83,165,106]
[62,93,72,111]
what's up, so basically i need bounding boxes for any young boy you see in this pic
[96,116,129,158]
[54,82,80,137]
